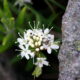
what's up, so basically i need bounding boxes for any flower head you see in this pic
[17,21,59,62]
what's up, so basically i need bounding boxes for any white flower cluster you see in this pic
[14,0,32,7]
[17,24,59,68]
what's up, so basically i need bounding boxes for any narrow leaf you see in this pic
[49,0,65,10]
[2,34,12,46]
[0,24,6,33]
[26,59,34,71]
[0,9,3,18]
[10,55,21,64]
[3,0,12,17]
[0,34,15,53]
[16,7,27,27]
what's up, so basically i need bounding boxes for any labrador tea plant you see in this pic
[17,22,59,77]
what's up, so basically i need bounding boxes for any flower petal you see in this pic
[19,45,25,50]
[43,61,49,66]
[29,52,35,58]
[44,28,49,34]
[17,38,23,43]
[48,34,54,40]
[51,44,59,49]
[47,47,52,54]
[21,51,25,57]
[38,63,43,68]
[25,54,29,60]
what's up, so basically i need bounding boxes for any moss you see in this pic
[74,40,80,51]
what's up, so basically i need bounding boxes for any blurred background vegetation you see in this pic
[0,0,68,80]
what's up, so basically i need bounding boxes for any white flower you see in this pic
[26,29,33,35]
[44,43,59,54]
[32,29,43,38]
[21,49,34,59]
[17,28,59,55]
[17,38,27,45]
[35,58,49,68]
[14,0,32,7]
[20,45,34,59]
[43,34,59,54]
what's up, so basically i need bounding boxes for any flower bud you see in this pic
[35,48,39,51]
[38,41,41,46]
[30,44,34,48]
[29,39,33,43]
[33,36,36,40]
[36,37,39,40]
[35,42,38,46]
[40,46,44,50]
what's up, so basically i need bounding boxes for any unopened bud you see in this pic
[30,44,34,48]
[40,46,44,50]
[38,41,41,46]
[35,48,39,51]
[36,37,39,40]
[35,42,38,46]
[29,39,33,43]
[33,36,36,40]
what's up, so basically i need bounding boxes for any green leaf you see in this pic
[0,24,6,33]
[32,66,42,77]
[0,9,3,18]
[3,0,12,17]
[10,55,21,64]
[1,17,15,31]
[26,59,34,71]
[0,42,14,53]
[9,17,15,28]
[53,24,61,32]
[44,0,56,14]
[16,27,24,34]
[54,41,60,45]
[9,2,19,15]
[48,0,65,10]
[47,13,60,27]
[0,33,4,41]
[2,34,12,46]
[0,33,15,53]
[37,52,46,58]
[26,5,44,27]
[16,7,27,27]
[0,45,9,53]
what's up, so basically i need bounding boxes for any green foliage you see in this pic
[0,9,3,18]
[32,66,42,77]
[26,59,34,71]
[0,24,6,32]
[48,0,65,10]
[16,7,27,28]
[3,0,12,17]
[10,55,21,64]
[1,17,15,31]
[74,40,80,51]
